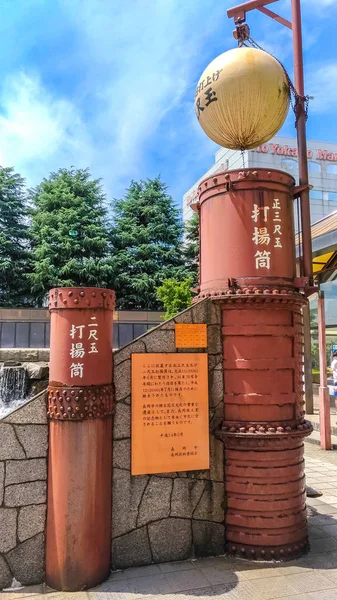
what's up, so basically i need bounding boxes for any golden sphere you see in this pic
[194,47,290,150]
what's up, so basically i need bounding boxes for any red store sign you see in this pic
[252,143,337,162]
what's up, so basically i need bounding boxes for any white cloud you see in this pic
[0,72,93,185]
[306,63,337,114]
[0,0,227,199]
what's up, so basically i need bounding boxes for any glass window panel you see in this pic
[45,322,50,347]
[16,323,30,348]
[134,324,147,338]
[309,190,323,200]
[328,192,337,201]
[281,159,297,172]
[119,324,133,347]
[1,323,15,348]
[113,324,119,349]
[30,323,45,348]
[308,161,321,173]
[326,164,337,174]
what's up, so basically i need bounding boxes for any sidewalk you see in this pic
[5,442,337,600]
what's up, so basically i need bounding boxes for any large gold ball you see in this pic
[194,47,290,150]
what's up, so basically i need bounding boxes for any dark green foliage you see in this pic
[110,177,188,310]
[29,168,112,304]
[183,212,199,286]
[0,167,31,307]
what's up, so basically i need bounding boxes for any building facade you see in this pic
[183,136,337,227]
[0,308,163,350]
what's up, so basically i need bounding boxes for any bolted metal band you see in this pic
[49,287,116,311]
[226,538,309,562]
[47,384,114,421]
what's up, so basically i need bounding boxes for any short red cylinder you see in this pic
[46,287,115,591]
[194,169,296,296]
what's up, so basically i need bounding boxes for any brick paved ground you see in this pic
[5,442,337,600]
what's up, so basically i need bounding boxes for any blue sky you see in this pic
[0,0,336,208]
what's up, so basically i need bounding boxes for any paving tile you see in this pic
[242,575,298,599]
[310,515,337,525]
[199,565,241,585]
[88,579,130,593]
[271,564,311,576]
[306,499,325,506]
[283,572,336,593]
[310,537,337,553]
[42,595,89,600]
[312,505,337,514]
[319,524,337,536]
[107,572,127,581]
[319,568,337,584]
[164,569,212,592]
[88,593,131,600]
[207,582,258,600]
[306,592,337,600]
[159,559,196,573]
[2,587,45,599]
[310,484,335,490]
[272,596,309,600]
[309,526,332,540]
[126,573,172,594]
[318,496,337,504]
[194,556,258,572]
[124,564,161,579]
[238,566,281,580]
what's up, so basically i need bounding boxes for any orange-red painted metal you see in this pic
[195,169,312,560]
[46,287,115,591]
[194,169,297,297]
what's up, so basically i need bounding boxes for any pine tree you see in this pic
[183,212,199,286]
[110,177,187,310]
[0,167,31,307]
[29,168,112,304]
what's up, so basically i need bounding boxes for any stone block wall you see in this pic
[0,349,50,363]
[112,299,225,569]
[0,392,48,588]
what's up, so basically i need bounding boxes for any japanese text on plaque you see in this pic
[131,354,209,475]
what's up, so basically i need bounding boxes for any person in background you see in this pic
[331,351,337,397]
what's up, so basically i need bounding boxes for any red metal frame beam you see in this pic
[227,0,278,19]
[257,6,292,29]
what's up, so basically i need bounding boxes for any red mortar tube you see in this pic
[45,287,115,591]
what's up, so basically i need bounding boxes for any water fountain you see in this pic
[0,362,29,416]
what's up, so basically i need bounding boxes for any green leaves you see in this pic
[156,278,193,320]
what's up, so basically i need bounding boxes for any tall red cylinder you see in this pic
[193,169,312,561]
[46,287,115,591]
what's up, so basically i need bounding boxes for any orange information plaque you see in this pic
[175,324,207,348]
[131,353,209,475]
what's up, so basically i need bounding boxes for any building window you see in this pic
[328,192,337,201]
[308,161,321,173]
[309,190,323,200]
[281,159,297,172]
[327,164,337,175]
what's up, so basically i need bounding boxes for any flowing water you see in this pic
[0,364,29,417]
